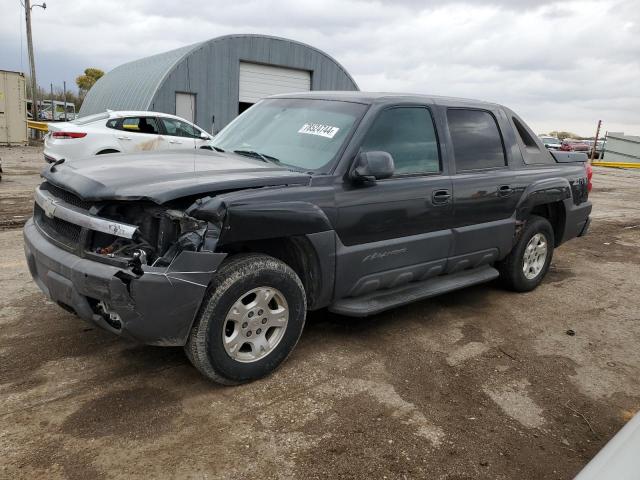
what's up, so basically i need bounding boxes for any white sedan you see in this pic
[44,110,214,163]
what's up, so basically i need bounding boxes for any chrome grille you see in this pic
[34,204,82,250]
[40,182,93,210]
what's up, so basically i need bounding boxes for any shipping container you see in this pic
[0,70,28,146]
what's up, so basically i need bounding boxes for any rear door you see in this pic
[158,117,209,150]
[446,108,520,270]
[112,116,163,153]
[333,105,454,299]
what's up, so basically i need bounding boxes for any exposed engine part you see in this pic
[133,249,147,265]
[129,249,148,275]
[91,202,221,268]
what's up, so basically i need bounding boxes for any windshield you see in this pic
[212,98,367,171]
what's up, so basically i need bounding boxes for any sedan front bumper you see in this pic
[24,219,226,346]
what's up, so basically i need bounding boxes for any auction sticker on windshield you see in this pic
[298,123,339,139]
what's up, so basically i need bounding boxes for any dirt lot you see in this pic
[1,145,639,479]
[0,146,43,228]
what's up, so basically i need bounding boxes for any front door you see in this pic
[158,117,209,151]
[334,106,454,299]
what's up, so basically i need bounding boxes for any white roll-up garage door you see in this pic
[239,62,311,104]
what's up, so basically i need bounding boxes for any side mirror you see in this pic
[200,131,210,140]
[351,151,394,183]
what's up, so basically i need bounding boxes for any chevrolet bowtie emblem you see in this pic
[41,196,57,218]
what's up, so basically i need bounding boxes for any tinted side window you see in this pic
[161,118,200,138]
[106,119,118,129]
[361,107,440,175]
[120,117,160,134]
[447,109,506,171]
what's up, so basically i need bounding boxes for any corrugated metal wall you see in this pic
[80,34,359,133]
[603,133,640,164]
[79,44,198,117]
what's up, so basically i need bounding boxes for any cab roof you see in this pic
[270,91,500,108]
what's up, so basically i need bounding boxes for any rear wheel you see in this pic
[185,254,306,384]
[498,215,554,292]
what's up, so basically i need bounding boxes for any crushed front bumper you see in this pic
[23,219,226,346]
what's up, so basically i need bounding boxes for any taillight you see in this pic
[52,132,87,139]
[585,162,593,192]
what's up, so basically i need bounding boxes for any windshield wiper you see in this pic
[210,145,225,152]
[233,150,283,165]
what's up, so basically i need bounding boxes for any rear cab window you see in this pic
[360,106,440,175]
[511,116,555,165]
[447,109,506,172]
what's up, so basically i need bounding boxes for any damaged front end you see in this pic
[90,201,221,273]
[24,183,227,346]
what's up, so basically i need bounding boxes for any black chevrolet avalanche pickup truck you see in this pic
[24,92,592,384]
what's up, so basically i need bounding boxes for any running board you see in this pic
[329,265,499,317]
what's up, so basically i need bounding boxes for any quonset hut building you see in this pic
[79,34,359,133]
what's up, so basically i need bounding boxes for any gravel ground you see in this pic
[1,146,639,479]
[0,145,42,228]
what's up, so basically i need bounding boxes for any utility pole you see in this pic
[590,120,602,162]
[24,0,46,132]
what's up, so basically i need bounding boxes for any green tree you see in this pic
[548,130,580,140]
[76,68,104,97]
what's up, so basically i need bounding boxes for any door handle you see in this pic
[168,140,181,144]
[497,185,513,197]
[117,136,131,140]
[432,189,451,205]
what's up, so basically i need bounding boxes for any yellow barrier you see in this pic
[27,120,49,132]
[592,161,640,169]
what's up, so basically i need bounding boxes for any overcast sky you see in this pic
[2,0,638,136]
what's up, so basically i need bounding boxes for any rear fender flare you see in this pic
[515,177,571,221]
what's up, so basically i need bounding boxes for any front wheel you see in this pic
[185,254,307,384]
[498,215,554,292]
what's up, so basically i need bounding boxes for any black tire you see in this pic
[185,254,306,385]
[498,215,554,292]
[96,149,119,155]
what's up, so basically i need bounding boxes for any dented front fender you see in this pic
[188,196,333,245]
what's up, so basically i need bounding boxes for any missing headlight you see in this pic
[90,203,217,268]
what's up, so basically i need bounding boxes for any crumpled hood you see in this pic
[41,149,311,204]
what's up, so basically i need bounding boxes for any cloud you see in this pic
[1,0,638,135]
